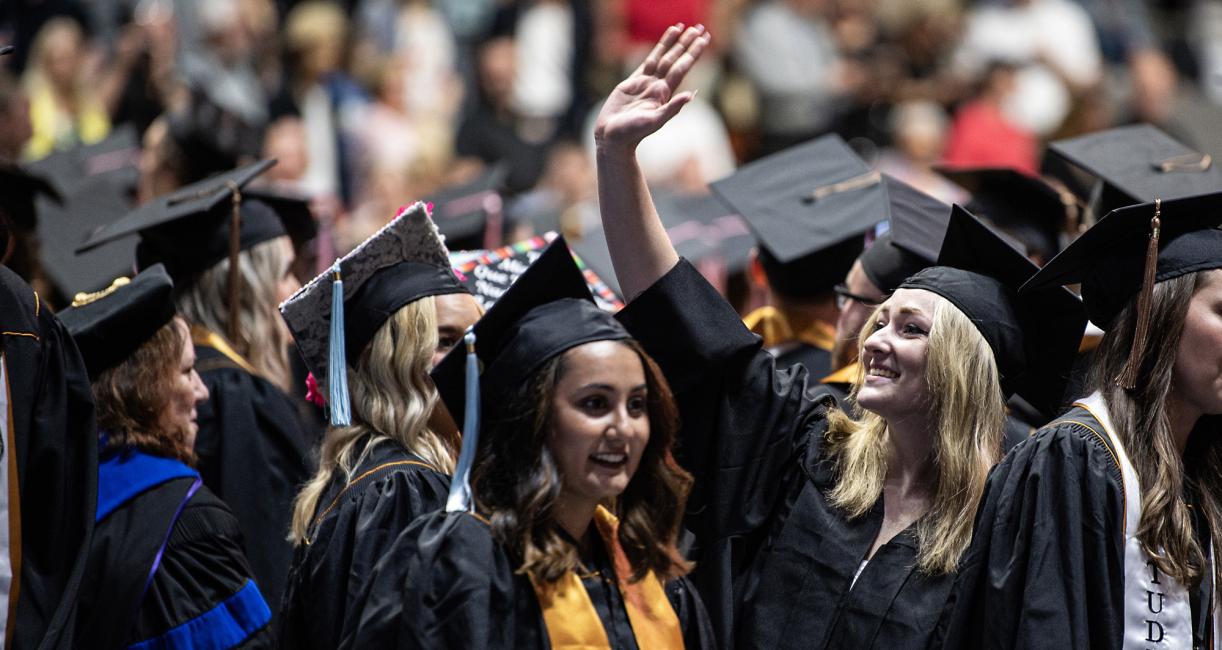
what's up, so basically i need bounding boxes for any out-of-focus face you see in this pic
[431,293,482,369]
[547,341,650,508]
[478,37,516,109]
[157,318,210,448]
[138,118,179,203]
[41,25,81,91]
[855,288,935,420]
[832,259,886,370]
[0,94,32,160]
[1172,270,1222,418]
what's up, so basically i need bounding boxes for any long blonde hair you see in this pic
[176,236,295,392]
[826,295,1005,574]
[289,297,458,545]
[1089,271,1222,602]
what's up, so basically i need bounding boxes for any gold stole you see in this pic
[820,361,859,385]
[742,306,836,352]
[528,506,684,649]
[190,325,259,376]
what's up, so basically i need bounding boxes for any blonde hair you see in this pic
[176,236,295,392]
[289,297,458,545]
[826,295,1005,574]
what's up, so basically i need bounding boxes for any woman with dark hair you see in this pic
[60,264,272,649]
[588,25,1085,650]
[276,203,481,649]
[346,239,714,649]
[937,193,1222,647]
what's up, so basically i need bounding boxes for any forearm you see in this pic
[594,141,679,302]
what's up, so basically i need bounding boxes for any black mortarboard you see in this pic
[899,207,1087,417]
[424,165,508,249]
[1022,191,1222,328]
[1048,124,1222,218]
[454,233,624,312]
[0,162,61,230]
[57,264,176,380]
[280,202,468,410]
[858,176,954,294]
[938,166,1074,262]
[431,236,631,434]
[165,86,266,185]
[710,135,885,298]
[242,186,318,248]
[655,190,755,275]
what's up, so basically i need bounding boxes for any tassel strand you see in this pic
[1116,199,1161,390]
[446,329,480,512]
[328,263,352,426]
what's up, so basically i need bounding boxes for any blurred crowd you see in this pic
[4,0,1222,277]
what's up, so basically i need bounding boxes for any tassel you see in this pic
[226,181,242,345]
[1116,199,1161,390]
[328,262,351,426]
[446,329,480,513]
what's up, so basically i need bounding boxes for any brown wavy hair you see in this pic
[92,317,196,464]
[473,339,693,583]
[1089,270,1222,603]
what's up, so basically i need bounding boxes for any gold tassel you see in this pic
[226,181,242,345]
[1116,199,1161,390]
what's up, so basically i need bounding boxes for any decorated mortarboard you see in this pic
[857,176,954,295]
[938,166,1079,262]
[424,164,508,249]
[452,232,624,312]
[280,202,469,426]
[710,135,886,297]
[57,264,176,380]
[1047,124,1222,218]
[431,235,632,511]
[1022,191,1222,389]
[898,206,1087,417]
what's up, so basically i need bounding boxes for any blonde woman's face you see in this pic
[547,341,650,508]
[856,288,935,419]
[1172,270,1222,418]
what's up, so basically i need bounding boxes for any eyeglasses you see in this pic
[834,284,882,310]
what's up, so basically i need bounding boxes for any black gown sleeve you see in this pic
[342,512,524,650]
[130,486,274,648]
[933,419,1126,650]
[193,361,314,619]
[278,462,450,649]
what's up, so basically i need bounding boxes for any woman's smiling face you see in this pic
[855,288,937,420]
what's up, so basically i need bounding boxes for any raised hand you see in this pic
[594,24,712,151]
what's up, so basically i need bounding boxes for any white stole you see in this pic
[1078,392,1215,648]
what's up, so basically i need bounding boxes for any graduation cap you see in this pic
[242,186,317,248]
[1047,124,1222,218]
[424,165,508,249]
[655,190,755,275]
[280,202,468,426]
[857,176,954,295]
[453,233,624,312]
[1022,191,1222,388]
[710,135,886,298]
[937,166,1077,263]
[431,235,632,510]
[57,264,176,380]
[0,162,61,231]
[165,86,266,185]
[898,206,1087,417]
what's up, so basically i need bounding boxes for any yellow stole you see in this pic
[743,306,836,352]
[190,325,259,376]
[528,507,684,649]
[820,361,859,385]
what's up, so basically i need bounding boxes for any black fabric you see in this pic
[617,260,957,649]
[0,265,97,650]
[192,344,315,622]
[343,261,467,361]
[135,199,287,283]
[57,264,175,380]
[859,232,931,296]
[342,511,714,649]
[75,478,273,648]
[1022,191,1222,328]
[933,406,1127,649]
[278,438,450,650]
[938,167,1069,262]
[758,238,862,298]
[773,342,833,383]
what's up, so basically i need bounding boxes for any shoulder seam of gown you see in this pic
[1045,416,1127,534]
[310,460,439,535]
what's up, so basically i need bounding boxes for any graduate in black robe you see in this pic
[589,25,1084,649]
[0,264,96,650]
[936,190,1222,649]
[76,161,319,617]
[346,237,715,649]
[276,203,479,648]
[59,264,273,649]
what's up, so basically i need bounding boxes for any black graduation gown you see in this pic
[344,511,716,649]
[774,342,832,382]
[933,406,1218,649]
[76,451,273,649]
[278,438,450,650]
[0,265,97,650]
[617,260,958,649]
[192,341,315,620]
